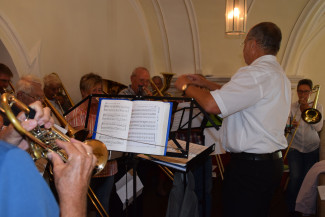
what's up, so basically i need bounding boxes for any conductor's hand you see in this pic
[186,74,207,87]
[47,139,97,217]
[175,74,192,91]
[0,101,54,150]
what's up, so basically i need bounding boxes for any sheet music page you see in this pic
[171,102,203,132]
[94,99,133,151]
[126,101,170,155]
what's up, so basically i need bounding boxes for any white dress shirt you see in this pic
[287,101,323,153]
[211,55,291,154]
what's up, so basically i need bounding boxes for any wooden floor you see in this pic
[107,164,305,217]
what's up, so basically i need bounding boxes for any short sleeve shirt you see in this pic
[211,55,291,153]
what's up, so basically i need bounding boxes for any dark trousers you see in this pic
[222,156,283,217]
[89,175,115,217]
[286,148,319,212]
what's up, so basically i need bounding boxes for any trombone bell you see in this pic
[301,108,322,124]
[301,85,322,124]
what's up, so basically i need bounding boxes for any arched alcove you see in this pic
[282,0,325,105]
[0,12,41,79]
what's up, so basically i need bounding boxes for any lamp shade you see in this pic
[225,0,247,35]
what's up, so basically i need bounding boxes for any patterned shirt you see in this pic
[66,102,117,177]
[119,85,150,96]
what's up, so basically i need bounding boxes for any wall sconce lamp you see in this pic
[225,0,247,35]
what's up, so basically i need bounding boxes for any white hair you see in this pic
[16,74,42,94]
[43,73,61,87]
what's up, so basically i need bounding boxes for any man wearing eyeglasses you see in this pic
[286,79,323,215]
[175,22,291,217]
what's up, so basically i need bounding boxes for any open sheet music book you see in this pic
[92,99,172,155]
[138,139,214,172]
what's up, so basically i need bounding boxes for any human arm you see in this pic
[186,74,222,91]
[175,74,221,114]
[47,139,96,217]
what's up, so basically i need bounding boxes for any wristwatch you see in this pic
[181,83,190,96]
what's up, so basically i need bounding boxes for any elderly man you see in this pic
[43,73,72,115]
[119,66,152,96]
[175,22,291,217]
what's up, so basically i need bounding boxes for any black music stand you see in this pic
[64,94,220,216]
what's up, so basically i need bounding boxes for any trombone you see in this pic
[1,93,110,217]
[150,72,174,97]
[284,85,322,159]
[50,72,75,111]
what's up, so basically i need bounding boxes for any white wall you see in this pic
[0,0,324,105]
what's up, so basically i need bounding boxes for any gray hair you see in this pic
[43,73,61,87]
[16,74,42,94]
[131,67,149,77]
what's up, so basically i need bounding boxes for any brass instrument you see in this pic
[102,79,127,95]
[302,85,322,124]
[43,97,109,217]
[2,81,15,94]
[151,72,175,96]
[1,93,110,217]
[1,93,108,173]
[51,72,75,107]
[284,85,321,159]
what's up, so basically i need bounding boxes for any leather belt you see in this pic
[230,150,282,161]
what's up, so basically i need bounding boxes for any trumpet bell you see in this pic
[85,140,108,173]
[302,108,322,124]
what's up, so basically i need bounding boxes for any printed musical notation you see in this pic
[93,99,172,155]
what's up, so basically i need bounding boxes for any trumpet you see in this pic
[43,97,110,217]
[1,93,108,174]
[1,93,110,217]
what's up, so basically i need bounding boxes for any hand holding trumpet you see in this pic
[0,99,96,217]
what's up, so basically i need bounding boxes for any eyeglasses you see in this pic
[297,90,311,94]
[21,91,44,101]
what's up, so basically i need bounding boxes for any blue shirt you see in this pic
[0,141,59,217]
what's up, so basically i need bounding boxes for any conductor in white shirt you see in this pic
[175,22,291,217]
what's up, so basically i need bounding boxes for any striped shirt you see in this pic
[66,102,118,177]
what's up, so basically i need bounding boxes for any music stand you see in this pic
[64,94,220,216]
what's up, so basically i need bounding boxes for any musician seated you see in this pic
[0,101,96,217]
[119,66,152,96]
[0,63,13,94]
[66,72,117,217]
[16,74,44,106]
[43,73,72,115]
[2,74,44,127]
[0,64,14,129]
[151,75,171,96]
